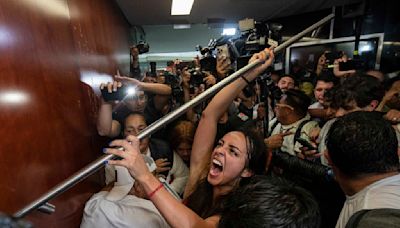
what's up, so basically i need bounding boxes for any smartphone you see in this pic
[101,85,132,102]
[216,44,231,65]
[296,138,317,150]
[339,59,364,71]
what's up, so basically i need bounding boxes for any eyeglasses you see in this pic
[275,103,294,110]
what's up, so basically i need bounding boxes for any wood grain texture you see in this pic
[0,0,130,226]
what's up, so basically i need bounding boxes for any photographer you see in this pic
[97,72,171,138]
[129,46,141,78]
[181,64,217,123]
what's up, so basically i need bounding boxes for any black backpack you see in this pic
[346,208,400,228]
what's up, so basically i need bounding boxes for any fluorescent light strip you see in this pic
[171,0,194,15]
[173,24,191,29]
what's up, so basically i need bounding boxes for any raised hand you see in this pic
[333,56,356,77]
[216,55,231,79]
[248,48,275,76]
[106,135,152,182]
[203,72,217,87]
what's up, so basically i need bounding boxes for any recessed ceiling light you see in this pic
[171,0,194,15]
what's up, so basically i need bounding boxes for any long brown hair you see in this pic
[185,127,267,218]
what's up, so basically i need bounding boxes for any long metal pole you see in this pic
[13,13,334,219]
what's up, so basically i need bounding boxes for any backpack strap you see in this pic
[293,119,312,147]
[345,209,371,228]
[268,118,280,137]
[345,208,400,228]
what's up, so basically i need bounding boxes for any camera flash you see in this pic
[126,87,136,96]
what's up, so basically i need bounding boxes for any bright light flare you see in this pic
[0,91,29,104]
[222,28,236,36]
[126,87,136,96]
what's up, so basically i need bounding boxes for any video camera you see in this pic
[136,41,150,54]
[256,71,283,102]
[196,18,282,73]
[237,18,282,55]
[163,71,182,95]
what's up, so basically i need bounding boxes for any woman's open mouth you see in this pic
[209,159,223,177]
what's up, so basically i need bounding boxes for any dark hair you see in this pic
[122,112,147,134]
[219,176,321,228]
[279,75,299,86]
[283,89,311,117]
[316,71,338,85]
[334,75,384,110]
[169,120,195,151]
[326,111,399,177]
[323,85,338,108]
[186,128,267,218]
[235,127,267,175]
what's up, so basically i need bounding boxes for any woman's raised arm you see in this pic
[185,48,275,197]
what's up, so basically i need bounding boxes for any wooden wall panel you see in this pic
[0,0,130,226]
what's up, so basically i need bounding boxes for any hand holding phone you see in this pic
[339,59,364,71]
[101,84,128,102]
[296,137,317,150]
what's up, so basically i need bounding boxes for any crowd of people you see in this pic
[80,46,400,228]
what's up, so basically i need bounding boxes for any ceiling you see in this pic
[115,0,361,26]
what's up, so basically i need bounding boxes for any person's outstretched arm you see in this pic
[184,48,275,197]
[115,74,172,95]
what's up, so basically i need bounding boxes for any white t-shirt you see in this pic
[309,101,324,109]
[336,174,400,228]
[317,118,336,166]
[166,152,189,195]
[106,149,189,195]
[81,191,170,228]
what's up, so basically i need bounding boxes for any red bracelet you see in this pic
[148,183,164,198]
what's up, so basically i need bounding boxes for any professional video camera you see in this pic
[136,41,150,54]
[237,18,282,55]
[196,18,283,73]
[256,71,283,102]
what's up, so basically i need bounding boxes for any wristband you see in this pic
[148,182,164,198]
